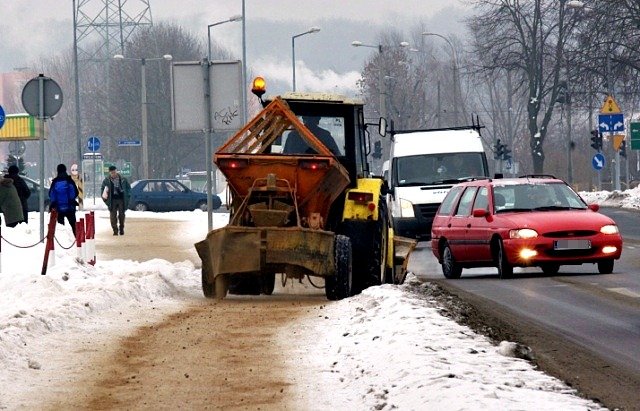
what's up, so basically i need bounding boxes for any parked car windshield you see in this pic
[394,152,488,186]
[493,182,587,213]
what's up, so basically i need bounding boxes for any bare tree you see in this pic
[468,0,585,173]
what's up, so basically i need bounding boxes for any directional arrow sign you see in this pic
[592,153,605,170]
[598,113,624,133]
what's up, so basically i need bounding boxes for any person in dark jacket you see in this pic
[101,165,131,235]
[4,165,30,224]
[49,163,79,236]
[0,177,24,227]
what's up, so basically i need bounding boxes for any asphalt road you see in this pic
[409,206,640,410]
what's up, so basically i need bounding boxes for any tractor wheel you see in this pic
[261,272,276,295]
[325,235,353,301]
[201,267,215,298]
[374,201,390,286]
[214,274,229,299]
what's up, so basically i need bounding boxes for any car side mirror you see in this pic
[588,203,599,212]
[472,208,488,218]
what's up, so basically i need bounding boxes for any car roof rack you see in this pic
[518,174,557,179]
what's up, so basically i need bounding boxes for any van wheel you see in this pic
[201,268,215,298]
[261,272,276,295]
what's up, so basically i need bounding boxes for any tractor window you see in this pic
[282,116,345,156]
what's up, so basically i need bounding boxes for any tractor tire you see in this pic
[325,235,353,301]
[201,267,215,298]
[260,272,276,295]
[214,274,229,299]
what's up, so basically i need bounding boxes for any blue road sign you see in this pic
[598,113,625,133]
[117,140,142,147]
[87,136,101,152]
[0,104,5,129]
[592,153,605,170]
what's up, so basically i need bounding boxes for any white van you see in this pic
[386,127,490,239]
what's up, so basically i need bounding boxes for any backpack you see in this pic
[52,179,77,212]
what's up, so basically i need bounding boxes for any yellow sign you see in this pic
[600,95,622,114]
[0,113,45,141]
[613,134,625,150]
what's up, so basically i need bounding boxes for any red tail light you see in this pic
[300,159,330,170]
[218,158,249,169]
[347,191,374,203]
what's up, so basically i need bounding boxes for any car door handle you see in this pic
[467,223,471,228]
[447,223,452,228]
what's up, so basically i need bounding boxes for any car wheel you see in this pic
[541,264,560,275]
[196,200,208,211]
[134,202,148,211]
[597,259,614,274]
[441,242,462,279]
[496,239,513,279]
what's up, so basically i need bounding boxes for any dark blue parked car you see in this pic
[128,179,222,212]
[24,176,51,212]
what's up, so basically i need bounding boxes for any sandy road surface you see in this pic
[38,212,327,410]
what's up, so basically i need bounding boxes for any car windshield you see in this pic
[493,182,587,213]
[394,152,488,186]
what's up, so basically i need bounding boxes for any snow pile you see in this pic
[579,186,640,210]
[287,276,604,410]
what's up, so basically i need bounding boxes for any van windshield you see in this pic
[394,152,488,186]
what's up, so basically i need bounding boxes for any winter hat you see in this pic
[57,164,67,174]
[8,165,19,174]
[108,165,117,171]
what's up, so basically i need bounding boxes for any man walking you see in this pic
[49,164,79,236]
[101,165,131,235]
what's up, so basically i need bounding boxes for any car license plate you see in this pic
[554,239,591,250]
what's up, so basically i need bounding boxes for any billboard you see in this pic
[171,60,243,133]
[0,113,45,141]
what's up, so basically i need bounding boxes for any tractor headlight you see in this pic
[600,225,619,235]
[399,198,415,218]
[509,228,538,239]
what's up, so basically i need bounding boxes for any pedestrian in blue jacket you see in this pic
[49,164,79,236]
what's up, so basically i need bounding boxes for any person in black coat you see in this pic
[49,164,79,236]
[4,165,30,224]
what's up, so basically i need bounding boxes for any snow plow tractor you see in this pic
[195,80,416,300]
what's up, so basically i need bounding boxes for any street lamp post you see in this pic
[113,54,173,180]
[422,32,459,125]
[207,15,243,63]
[351,41,409,125]
[559,0,585,185]
[292,27,320,91]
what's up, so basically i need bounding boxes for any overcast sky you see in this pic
[0,0,471,94]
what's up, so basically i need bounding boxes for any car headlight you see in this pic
[509,228,538,239]
[399,198,415,218]
[600,225,619,235]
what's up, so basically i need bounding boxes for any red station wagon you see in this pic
[431,175,623,279]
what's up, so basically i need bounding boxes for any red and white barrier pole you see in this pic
[76,218,85,263]
[86,211,96,265]
[41,210,58,275]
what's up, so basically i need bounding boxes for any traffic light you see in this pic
[373,140,383,159]
[590,129,602,151]
[502,145,512,161]
[494,139,504,160]
[620,140,627,158]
